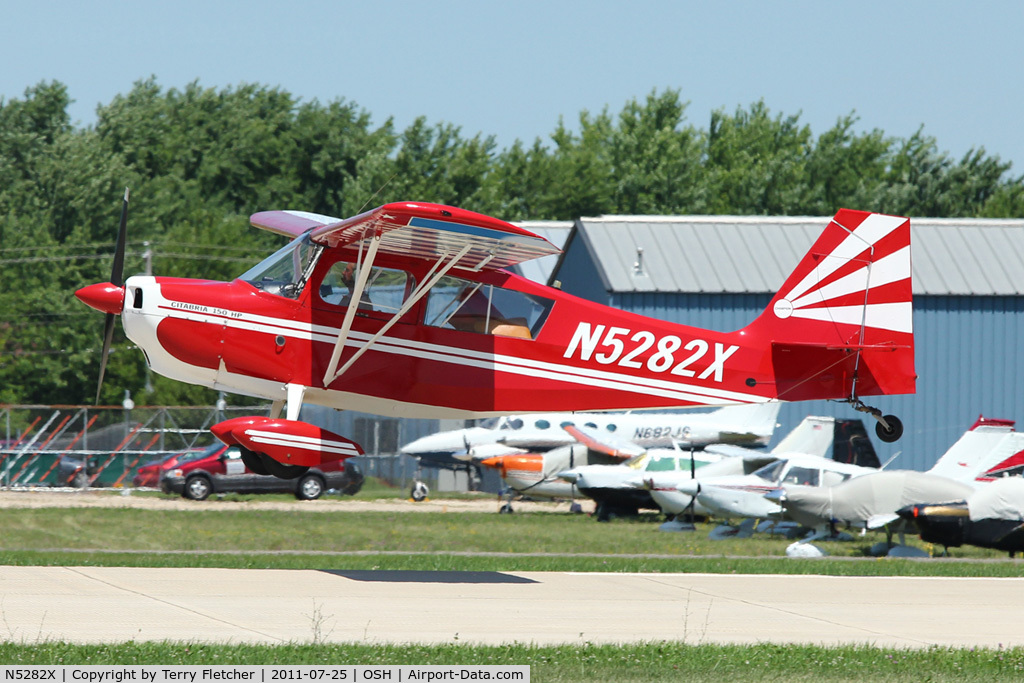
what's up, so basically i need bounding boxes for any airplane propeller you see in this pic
[77,188,130,404]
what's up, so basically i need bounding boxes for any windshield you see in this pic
[625,453,650,470]
[238,234,322,299]
[646,455,678,472]
[753,459,786,483]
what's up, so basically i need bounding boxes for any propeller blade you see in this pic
[96,312,116,404]
[95,187,130,404]
[110,187,129,287]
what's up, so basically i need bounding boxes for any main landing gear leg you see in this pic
[848,399,904,443]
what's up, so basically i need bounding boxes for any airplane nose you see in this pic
[763,487,785,503]
[556,470,579,483]
[76,282,126,315]
[479,456,504,472]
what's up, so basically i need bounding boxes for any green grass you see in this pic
[3,492,1024,678]
[0,501,1020,571]
[1,642,1023,682]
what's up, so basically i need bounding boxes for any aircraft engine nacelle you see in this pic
[211,416,364,467]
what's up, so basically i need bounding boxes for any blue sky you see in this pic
[4,1,1023,174]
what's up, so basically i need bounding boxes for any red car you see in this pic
[159,442,363,500]
[132,448,210,487]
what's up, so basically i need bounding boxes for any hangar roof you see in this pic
[571,215,1024,295]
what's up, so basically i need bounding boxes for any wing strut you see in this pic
[321,230,383,385]
[321,243,473,388]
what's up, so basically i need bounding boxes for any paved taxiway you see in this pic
[3,566,1023,648]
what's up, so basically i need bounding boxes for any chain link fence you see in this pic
[0,404,483,492]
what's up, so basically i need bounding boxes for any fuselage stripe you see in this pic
[153,302,770,405]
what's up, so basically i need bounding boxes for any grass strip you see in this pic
[2,642,1024,682]
[1,549,1023,577]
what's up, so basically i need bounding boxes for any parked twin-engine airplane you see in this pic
[76,195,915,479]
[401,402,780,501]
[645,416,879,524]
[771,417,1024,555]
[898,477,1024,557]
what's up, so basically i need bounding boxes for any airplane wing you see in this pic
[497,429,574,449]
[866,513,901,529]
[703,444,778,474]
[452,443,529,462]
[563,425,646,460]
[251,202,561,271]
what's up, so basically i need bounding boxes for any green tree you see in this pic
[537,112,615,219]
[609,89,706,214]
[703,100,813,214]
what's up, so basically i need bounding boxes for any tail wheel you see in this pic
[257,452,309,480]
[875,415,904,443]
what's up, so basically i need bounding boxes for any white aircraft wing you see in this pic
[866,513,901,529]
[704,444,779,474]
[452,443,529,462]
[563,425,646,460]
[497,429,574,449]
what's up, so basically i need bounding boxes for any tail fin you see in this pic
[928,417,1021,484]
[745,209,915,402]
[704,402,782,444]
[770,416,835,457]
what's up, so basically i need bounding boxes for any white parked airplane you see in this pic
[771,417,1024,556]
[661,418,880,536]
[400,402,780,501]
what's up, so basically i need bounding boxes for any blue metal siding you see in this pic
[557,231,612,304]
[603,292,1024,472]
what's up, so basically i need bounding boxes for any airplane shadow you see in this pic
[322,570,538,584]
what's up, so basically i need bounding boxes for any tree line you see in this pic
[1,78,1021,406]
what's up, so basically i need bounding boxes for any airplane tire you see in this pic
[240,447,269,475]
[410,481,429,502]
[875,415,904,443]
[257,452,309,480]
[499,503,514,514]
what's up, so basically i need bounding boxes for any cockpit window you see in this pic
[646,455,677,472]
[318,261,412,315]
[239,234,322,299]
[753,459,786,483]
[425,275,553,339]
[783,466,820,487]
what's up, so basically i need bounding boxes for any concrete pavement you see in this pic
[2,566,1022,648]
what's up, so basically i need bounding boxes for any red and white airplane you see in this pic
[76,194,915,479]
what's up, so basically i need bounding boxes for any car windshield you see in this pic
[188,444,223,460]
[238,234,322,299]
